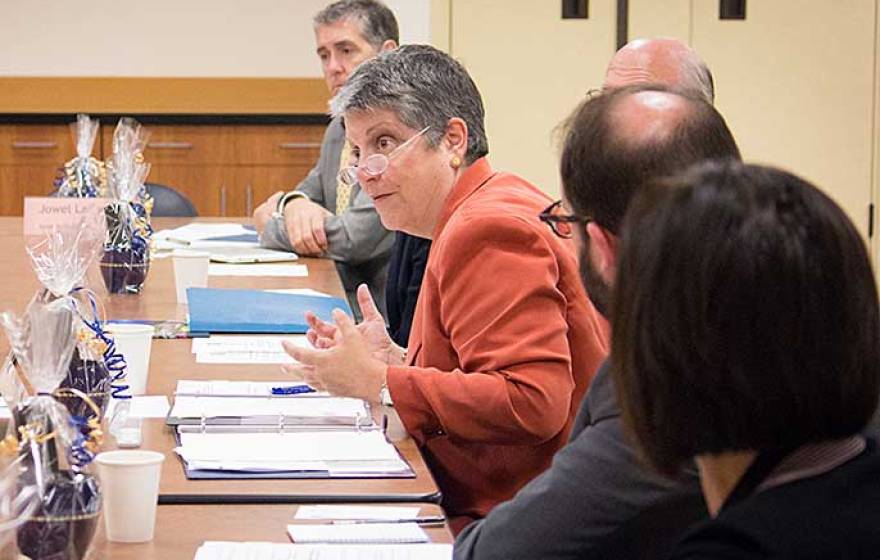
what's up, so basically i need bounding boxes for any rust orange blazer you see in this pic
[385,158,610,532]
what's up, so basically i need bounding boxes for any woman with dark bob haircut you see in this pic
[612,160,880,558]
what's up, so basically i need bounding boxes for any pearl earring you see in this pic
[450,156,462,169]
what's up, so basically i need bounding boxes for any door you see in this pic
[689,0,877,239]
[448,0,618,197]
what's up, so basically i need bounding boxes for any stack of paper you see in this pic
[154,223,258,249]
[191,335,310,364]
[175,430,412,476]
[175,380,326,398]
[193,542,452,560]
[287,523,428,544]
[294,505,421,520]
[169,398,369,426]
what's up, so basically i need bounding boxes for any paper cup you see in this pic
[104,323,153,395]
[172,250,210,304]
[95,450,165,543]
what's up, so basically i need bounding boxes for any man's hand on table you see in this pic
[284,198,332,257]
[253,190,283,235]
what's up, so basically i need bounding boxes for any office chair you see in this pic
[144,183,198,217]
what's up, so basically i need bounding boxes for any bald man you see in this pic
[454,40,736,560]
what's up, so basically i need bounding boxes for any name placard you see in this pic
[23,197,108,237]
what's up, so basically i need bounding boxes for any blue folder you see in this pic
[186,288,350,334]
[201,233,260,243]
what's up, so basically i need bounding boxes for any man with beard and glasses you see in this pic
[453,50,740,558]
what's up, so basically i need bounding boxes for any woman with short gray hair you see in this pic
[284,45,608,532]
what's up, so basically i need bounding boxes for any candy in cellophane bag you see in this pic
[1,296,104,560]
[100,118,154,294]
[55,114,107,198]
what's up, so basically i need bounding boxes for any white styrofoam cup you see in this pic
[104,322,153,395]
[172,249,210,304]
[95,450,165,543]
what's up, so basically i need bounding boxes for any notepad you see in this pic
[193,542,453,560]
[155,222,253,245]
[175,379,325,398]
[168,395,371,426]
[191,335,309,364]
[208,246,297,263]
[175,430,412,476]
[294,505,422,521]
[287,523,428,544]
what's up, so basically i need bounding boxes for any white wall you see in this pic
[0,0,431,77]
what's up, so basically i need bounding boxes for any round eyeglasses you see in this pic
[539,200,592,239]
[338,126,431,187]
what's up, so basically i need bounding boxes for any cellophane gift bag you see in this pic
[0,296,104,560]
[25,221,135,435]
[0,448,41,559]
[55,114,107,198]
[100,118,154,294]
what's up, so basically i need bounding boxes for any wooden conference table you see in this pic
[92,503,452,558]
[0,217,452,553]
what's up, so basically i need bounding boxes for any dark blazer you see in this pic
[386,232,431,347]
[671,438,880,559]
[454,360,707,559]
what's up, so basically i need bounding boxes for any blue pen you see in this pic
[270,385,316,396]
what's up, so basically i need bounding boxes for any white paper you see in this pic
[195,350,296,364]
[208,263,308,277]
[191,335,309,364]
[294,505,421,521]
[175,379,324,397]
[208,246,297,263]
[267,288,332,298]
[154,223,253,244]
[193,542,452,560]
[191,335,308,354]
[105,395,170,419]
[287,523,428,544]
[170,396,369,422]
[175,431,409,474]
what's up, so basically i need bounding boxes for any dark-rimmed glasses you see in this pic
[539,200,591,239]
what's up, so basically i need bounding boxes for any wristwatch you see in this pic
[379,379,394,407]
[272,191,309,219]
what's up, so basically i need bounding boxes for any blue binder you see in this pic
[187,288,350,334]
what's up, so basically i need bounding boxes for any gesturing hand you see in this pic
[282,308,387,402]
[305,284,405,365]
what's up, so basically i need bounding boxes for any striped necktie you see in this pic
[335,141,353,215]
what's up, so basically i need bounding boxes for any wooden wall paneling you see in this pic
[0,166,54,215]
[144,165,233,217]
[0,124,75,214]
[0,78,329,115]
[233,166,318,218]
[234,125,324,166]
